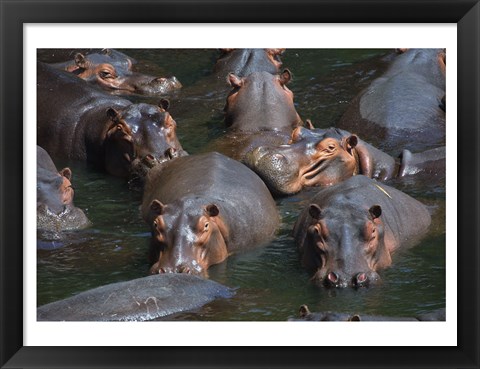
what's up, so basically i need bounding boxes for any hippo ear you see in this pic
[227,73,243,88]
[74,53,89,68]
[304,119,315,130]
[353,139,374,178]
[150,200,165,216]
[369,205,382,220]
[346,135,358,149]
[279,69,292,85]
[299,304,310,318]
[59,167,72,181]
[158,99,170,111]
[219,48,234,54]
[267,48,286,56]
[101,48,111,55]
[106,108,121,123]
[308,204,322,220]
[205,204,220,217]
[349,315,362,321]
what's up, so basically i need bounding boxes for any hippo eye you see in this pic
[328,144,336,151]
[204,222,209,232]
[100,71,114,79]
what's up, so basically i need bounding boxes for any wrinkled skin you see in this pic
[37,274,233,321]
[37,146,90,234]
[288,305,445,321]
[51,48,181,95]
[338,48,446,152]
[293,175,431,288]
[37,62,187,178]
[141,152,279,276]
[213,48,285,78]
[244,125,446,196]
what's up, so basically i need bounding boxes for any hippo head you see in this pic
[37,166,90,232]
[103,100,187,178]
[215,48,286,77]
[224,69,302,132]
[301,203,392,288]
[72,51,181,95]
[147,198,229,275]
[244,126,359,196]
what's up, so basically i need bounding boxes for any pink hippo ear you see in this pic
[150,200,166,216]
[205,204,220,217]
[298,304,310,318]
[304,119,315,130]
[279,69,292,85]
[227,73,243,88]
[59,167,72,181]
[308,204,322,220]
[158,99,170,111]
[369,205,382,220]
[74,53,89,69]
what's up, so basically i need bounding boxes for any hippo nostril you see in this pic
[354,272,368,287]
[327,272,339,283]
[176,265,191,274]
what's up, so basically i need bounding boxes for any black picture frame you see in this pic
[1,1,478,368]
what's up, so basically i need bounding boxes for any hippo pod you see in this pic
[37,146,90,237]
[51,48,182,95]
[213,48,285,79]
[289,305,446,322]
[141,152,280,275]
[37,274,234,321]
[338,48,446,151]
[37,62,187,178]
[243,125,446,196]
[293,175,431,288]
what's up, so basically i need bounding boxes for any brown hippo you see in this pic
[37,62,187,178]
[37,146,90,235]
[205,69,303,161]
[213,48,285,79]
[293,175,431,288]
[289,305,445,321]
[244,125,446,196]
[338,48,446,152]
[141,152,279,275]
[51,48,181,95]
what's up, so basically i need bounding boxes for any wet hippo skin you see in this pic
[141,152,280,275]
[37,62,186,178]
[37,274,234,321]
[293,175,431,288]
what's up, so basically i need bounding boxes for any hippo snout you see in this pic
[320,270,380,288]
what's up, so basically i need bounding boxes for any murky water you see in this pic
[36,49,446,320]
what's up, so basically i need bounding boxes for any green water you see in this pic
[36,49,446,320]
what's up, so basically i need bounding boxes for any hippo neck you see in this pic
[354,140,400,181]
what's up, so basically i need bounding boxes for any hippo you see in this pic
[141,152,279,275]
[37,62,187,178]
[205,69,303,161]
[289,305,445,321]
[244,125,446,196]
[51,48,181,95]
[213,48,285,78]
[338,48,446,152]
[37,146,90,235]
[293,175,431,288]
[37,274,233,321]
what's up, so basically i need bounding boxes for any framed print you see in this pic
[1,0,479,368]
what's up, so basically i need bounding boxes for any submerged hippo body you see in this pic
[289,305,445,321]
[37,62,186,178]
[338,48,446,151]
[51,48,181,95]
[244,126,446,196]
[207,69,302,161]
[37,274,233,321]
[37,146,90,236]
[141,152,279,275]
[293,175,431,288]
[213,48,285,79]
